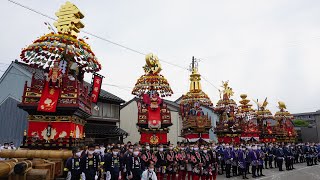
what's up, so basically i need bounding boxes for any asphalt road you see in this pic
[218,163,320,180]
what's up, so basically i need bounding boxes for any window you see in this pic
[113,104,120,119]
[103,103,111,118]
[91,102,103,117]
[102,103,120,119]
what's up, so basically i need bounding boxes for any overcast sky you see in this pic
[1,0,320,114]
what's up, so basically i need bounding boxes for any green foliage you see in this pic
[293,119,309,127]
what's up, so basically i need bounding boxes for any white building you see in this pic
[120,98,183,145]
[120,97,220,144]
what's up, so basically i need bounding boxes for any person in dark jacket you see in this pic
[81,144,101,180]
[238,146,248,179]
[105,146,123,180]
[275,146,284,171]
[127,147,144,180]
[65,147,82,180]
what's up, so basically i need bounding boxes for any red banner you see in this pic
[148,106,161,128]
[37,82,60,112]
[28,121,84,139]
[140,132,168,145]
[91,74,103,103]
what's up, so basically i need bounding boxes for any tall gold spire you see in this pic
[189,56,202,93]
[180,57,212,106]
[54,1,84,36]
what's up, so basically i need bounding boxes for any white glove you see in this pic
[81,172,86,180]
[66,171,71,180]
[230,158,233,161]
[95,174,98,180]
[106,171,111,180]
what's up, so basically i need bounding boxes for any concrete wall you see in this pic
[0,64,31,146]
[0,65,31,103]
[167,110,183,145]
[315,114,320,143]
[120,101,140,144]
[301,127,318,143]
[120,100,182,145]
[0,97,28,147]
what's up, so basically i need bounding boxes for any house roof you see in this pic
[292,111,320,116]
[14,61,45,79]
[13,61,125,104]
[83,81,125,104]
[85,123,128,136]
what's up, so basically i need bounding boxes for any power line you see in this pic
[7,0,190,72]
[8,0,56,21]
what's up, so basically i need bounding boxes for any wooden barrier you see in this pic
[0,150,71,160]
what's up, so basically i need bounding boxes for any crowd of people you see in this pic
[0,142,16,150]
[64,142,320,180]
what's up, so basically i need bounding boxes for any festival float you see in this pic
[214,81,241,143]
[18,1,103,149]
[254,98,277,143]
[274,101,297,142]
[179,57,213,143]
[0,2,103,179]
[132,53,173,146]
[236,94,260,142]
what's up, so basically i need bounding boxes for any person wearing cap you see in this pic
[141,162,157,180]
[155,144,167,180]
[126,147,144,180]
[104,146,122,180]
[81,144,101,180]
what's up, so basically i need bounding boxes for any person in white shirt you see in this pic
[141,163,157,180]
[0,142,11,160]
[9,142,16,150]
[0,142,11,150]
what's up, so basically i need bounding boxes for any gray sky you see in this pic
[1,0,320,114]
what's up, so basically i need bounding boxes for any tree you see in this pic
[293,119,309,127]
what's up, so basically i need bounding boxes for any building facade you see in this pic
[0,60,127,146]
[120,97,219,145]
[293,110,320,142]
[120,98,183,145]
